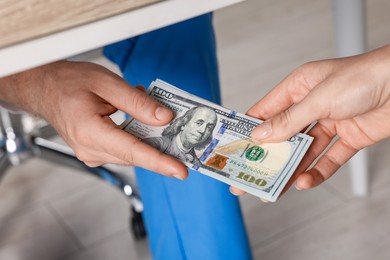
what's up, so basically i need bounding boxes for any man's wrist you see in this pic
[0,65,46,114]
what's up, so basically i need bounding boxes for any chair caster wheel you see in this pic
[131,208,146,240]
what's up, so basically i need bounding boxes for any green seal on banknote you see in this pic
[245,146,265,161]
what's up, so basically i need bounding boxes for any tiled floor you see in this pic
[2,0,390,259]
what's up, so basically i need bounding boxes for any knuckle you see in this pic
[320,154,340,177]
[299,61,318,72]
[123,151,135,166]
[73,149,90,163]
[71,129,83,143]
[255,106,271,120]
[280,109,293,126]
[129,90,150,112]
[84,161,102,168]
[71,126,92,145]
[121,143,137,165]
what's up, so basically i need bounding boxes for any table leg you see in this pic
[332,0,368,197]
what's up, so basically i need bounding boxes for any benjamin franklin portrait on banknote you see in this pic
[143,106,217,167]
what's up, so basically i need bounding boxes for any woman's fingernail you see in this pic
[295,184,302,191]
[260,198,269,203]
[155,107,173,121]
[229,187,239,196]
[252,121,272,140]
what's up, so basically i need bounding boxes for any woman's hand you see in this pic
[231,45,390,197]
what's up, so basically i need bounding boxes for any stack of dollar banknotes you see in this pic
[121,79,313,202]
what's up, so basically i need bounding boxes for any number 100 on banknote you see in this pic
[121,79,313,202]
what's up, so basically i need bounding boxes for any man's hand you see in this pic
[0,61,188,179]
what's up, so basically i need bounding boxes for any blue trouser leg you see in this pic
[104,14,252,260]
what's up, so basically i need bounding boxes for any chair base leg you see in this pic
[31,136,147,239]
[1,110,146,239]
[0,147,11,180]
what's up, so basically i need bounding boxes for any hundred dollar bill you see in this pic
[121,79,313,202]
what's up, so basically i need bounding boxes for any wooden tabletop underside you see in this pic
[0,0,162,49]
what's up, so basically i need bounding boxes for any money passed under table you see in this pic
[122,79,313,202]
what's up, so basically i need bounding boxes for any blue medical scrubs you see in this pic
[104,14,252,260]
